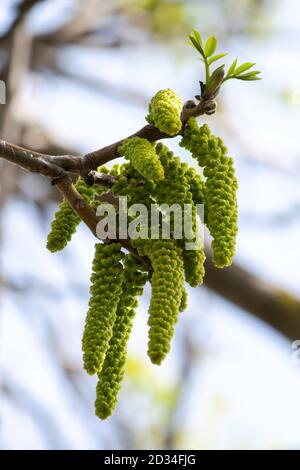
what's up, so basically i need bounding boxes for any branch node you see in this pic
[51,173,71,186]
[85,171,119,188]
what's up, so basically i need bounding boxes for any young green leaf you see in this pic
[204,35,218,57]
[226,57,238,79]
[192,29,203,47]
[237,76,261,81]
[208,52,227,66]
[189,30,204,55]
[234,62,256,76]
[189,37,202,54]
[236,71,261,80]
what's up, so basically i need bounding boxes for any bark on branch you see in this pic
[0,0,44,44]
[204,251,300,340]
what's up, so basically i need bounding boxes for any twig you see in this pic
[204,245,300,340]
[0,93,213,176]
[80,99,212,174]
[54,176,98,234]
[54,177,152,272]
[0,0,43,44]
[85,171,119,188]
[0,139,67,179]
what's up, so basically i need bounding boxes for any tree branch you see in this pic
[0,0,44,44]
[54,176,98,234]
[54,177,152,272]
[85,171,119,188]
[0,139,67,178]
[0,93,212,177]
[204,250,300,340]
[80,99,211,175]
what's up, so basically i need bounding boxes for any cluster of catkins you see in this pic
[46,88,238,419]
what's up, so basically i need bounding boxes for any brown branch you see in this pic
[96,190,120,207]
[14,97,206,176]
[80,99,211,175]
[0,138,151,270]
[85,171,119,188]
[204,249,300,340]
[54,177,152,272]
[0,0,44,44]
[0,139,67,178]
[0,93,213,178]
[55,177,98,235]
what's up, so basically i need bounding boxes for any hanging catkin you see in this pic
[95,255,148,419]
[155,143,205,287]
[82,243,124,375]
[135,239,184,365]
[46,178,94,252]
[181,118,238,268]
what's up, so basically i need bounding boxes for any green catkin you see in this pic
[82,243,124,375]
[135,239,184,365]
[183,248,205,288]
[95,255,148,419]
[154,143,191,241]
[184,167,205,206]
[111,163,154,240]
[110,164,121,176]
[182,167,206,287]
[179,287,188,313]
[118,137,164,181]
[184,166,209,225]
[146,89,182,136]
[155,143,189,209]
[155,144,206,287]
[46,178,94,253]
[113,162,156,234]
[97,165,110,174]
[180,118,238,268]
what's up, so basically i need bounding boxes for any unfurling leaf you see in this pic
[234,62,256,76]
[208,53,227,65]
[189,30,204,55]
[191,29,203,47]
[226,57,238,78]
[236,71,261,81]
[204,35,218,57]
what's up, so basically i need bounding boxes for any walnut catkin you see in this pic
[95,255,148,419]
[181,118,238,268]
[146,89,182,136]
[46,178,94,252]
[82,243,124,375]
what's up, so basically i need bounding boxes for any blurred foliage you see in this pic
[119,0,192,37]
[189,29,260,86]
[126,357,177,405]
[118,0,277,39]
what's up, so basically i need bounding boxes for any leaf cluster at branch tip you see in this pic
[189,29,261,87]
